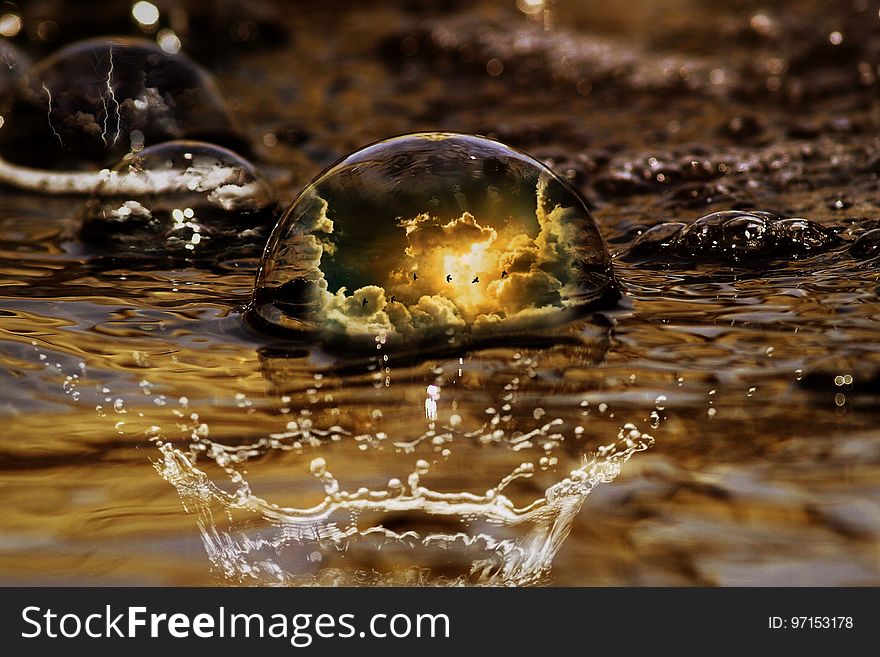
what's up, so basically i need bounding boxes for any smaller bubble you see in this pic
[81,140,274,249]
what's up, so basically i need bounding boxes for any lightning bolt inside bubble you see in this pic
[101,47,121,148]
[42,83,64,147]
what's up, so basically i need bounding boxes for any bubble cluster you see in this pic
[250,132,617,341]
[80,140,275,249]
[0,37,242,168]
[625,210,842,262]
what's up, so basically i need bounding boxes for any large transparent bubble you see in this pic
[80,140,275,251]
[250,133,617,343]
[0,37,242,168]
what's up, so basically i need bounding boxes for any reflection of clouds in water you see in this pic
[297,174,585,337]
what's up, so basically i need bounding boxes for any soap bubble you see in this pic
[250,132,617,342]
[0,37,243,168]
[80,140,275,250]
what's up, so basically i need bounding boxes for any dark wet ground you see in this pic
[1,0,879,585]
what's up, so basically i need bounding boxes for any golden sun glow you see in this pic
[439,241,498,307]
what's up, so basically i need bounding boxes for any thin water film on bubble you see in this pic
[252,133,616,339]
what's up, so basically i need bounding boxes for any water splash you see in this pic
[155,421,651,586]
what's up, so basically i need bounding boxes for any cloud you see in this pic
[278,174,583,337]
[488,270,562,315]
[401,211,496,257]
[407,295,466,330]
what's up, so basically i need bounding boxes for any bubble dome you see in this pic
[0,37,242,168]
[80,140,275,248]
[250,132,617,341]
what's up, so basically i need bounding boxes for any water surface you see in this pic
[1,0,879,585]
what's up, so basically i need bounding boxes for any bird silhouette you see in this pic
[412,272,418,281]
[361,298,368,306]
[501,270,508,279]
[471,276,479,284]
[446,274,453,282]
[390,295,396,303]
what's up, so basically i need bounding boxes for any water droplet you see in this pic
[249,132,616,341]
[80,140,274,247]
[309,457,327,476]
[850,228,880,259]
[626,211,840,263]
